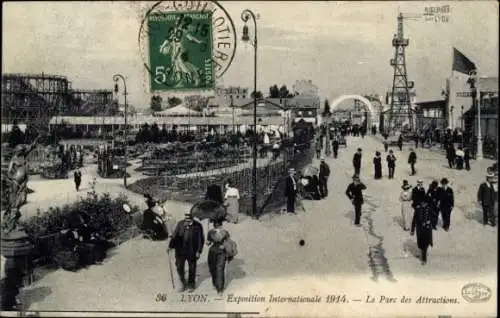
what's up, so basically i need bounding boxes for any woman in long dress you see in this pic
[373,151,382,179]
[206,218,230,296]
[399,180,413,231]
[224,180,240,224]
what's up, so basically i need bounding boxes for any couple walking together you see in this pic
[168,212,236,296]
[400,178,454,264]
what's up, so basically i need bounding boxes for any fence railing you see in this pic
[130,141,312,217]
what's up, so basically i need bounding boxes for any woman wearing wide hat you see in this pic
[399,180,413,231]
[206,217,231,296]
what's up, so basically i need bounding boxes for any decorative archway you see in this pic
[330,94,378,128]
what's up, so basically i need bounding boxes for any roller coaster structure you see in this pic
[1,73,114,127]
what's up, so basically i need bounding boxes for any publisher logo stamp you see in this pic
[423,5,450,23]
[461,283,492,303]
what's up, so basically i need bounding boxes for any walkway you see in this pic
[18,136,497,317]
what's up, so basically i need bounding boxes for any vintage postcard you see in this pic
[1,1,498,317]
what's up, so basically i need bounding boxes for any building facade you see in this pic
[292,80,319,97]
[215,86,249,100]
[446,74,498,130]
[414,100,446,131]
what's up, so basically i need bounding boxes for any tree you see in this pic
[251,91,263,100]
[150,95,163,112]
[322,99,331,116]
[150,123,161,143]
[279,85,289,98]
[278,85,294,98]
[8,123,25,148]
[167,96,182,108]
[136,123,152,143]
[269,85,279,98]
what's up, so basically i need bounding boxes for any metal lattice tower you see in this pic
[388,12,415,131]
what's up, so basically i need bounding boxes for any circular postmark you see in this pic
[138,1,236,92]
[461,283,492,303]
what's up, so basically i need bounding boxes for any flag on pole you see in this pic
[452,48,476,74]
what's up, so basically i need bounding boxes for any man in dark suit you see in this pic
[352,148,362,176]
[332,138,339,158]
[411,180,427,210]
[168,212,205,292]
[315,139,322,159]
[386,150,396,179]
[408,148,417,176]
[345,175,367,226]
[397,135,403,151]
[73,169,82,192]
[284,168,298,213]
[477,174,497,226]
[318,157,330,198]
[437,178,454,231]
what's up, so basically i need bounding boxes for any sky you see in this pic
[2,1,498,109]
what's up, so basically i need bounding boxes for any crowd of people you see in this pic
[284,123,497,267]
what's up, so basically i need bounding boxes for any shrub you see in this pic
[18,185,140,265]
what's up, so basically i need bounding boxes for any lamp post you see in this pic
[113,74,128,188]
[325,113,331,156]
[450,105,454,130]
[461,105,464,130]
[467,70,483,160]
[231,96,235,133]
[188,103,191,133]
[241,9,258,218]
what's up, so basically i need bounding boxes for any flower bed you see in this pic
[129,143,312,217]
[129,161,286,216]
[137,145,253,176]
[18,189,140,269]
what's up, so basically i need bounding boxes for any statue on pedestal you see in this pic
[1,136,41,310]
[2,135,41,233]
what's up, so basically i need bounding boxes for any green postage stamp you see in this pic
[148,11,214,91]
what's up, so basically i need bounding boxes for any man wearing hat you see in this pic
[352,148,363,176]
[408,148,417,176]
[345,175,367,226]
[437,178,454,231]
[168,211,205,292]
[411,180,427,210]
[315,138,322,159]
[331,136,339,159]
[285,168,298,213]
[318,157,330,198]
[477,174,497,226]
